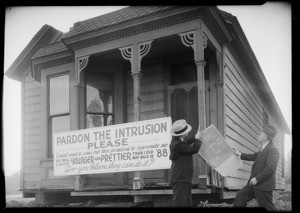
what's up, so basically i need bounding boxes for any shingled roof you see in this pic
[31,6,176,60]
[64,6,175,39]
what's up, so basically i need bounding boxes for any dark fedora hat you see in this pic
[262,124,277,139]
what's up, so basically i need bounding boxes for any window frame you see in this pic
[84,71,115,128]
[47,72,70,158]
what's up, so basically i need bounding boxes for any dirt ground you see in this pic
[4,189,292,209]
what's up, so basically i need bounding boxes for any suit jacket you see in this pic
[241,142,279,191]
[169,136,202,183]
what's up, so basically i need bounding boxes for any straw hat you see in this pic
[171,119,192,136]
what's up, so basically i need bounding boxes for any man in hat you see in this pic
[232,124,279,211]
[169,119,202,207]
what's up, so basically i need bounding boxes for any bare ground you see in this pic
[4,189,292,210]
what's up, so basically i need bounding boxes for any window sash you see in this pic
[48,73,70,158]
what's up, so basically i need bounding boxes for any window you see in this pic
[85,72,114,128]
[48,73,70,157]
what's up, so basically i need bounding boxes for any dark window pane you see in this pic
[171,63,197,85]
[171,88,187,121]
[49,74,69,115]
[86,114,113,128]
[86,73,114,113]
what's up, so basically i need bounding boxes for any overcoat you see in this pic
[241,142,279,191]
[169,136,202,183]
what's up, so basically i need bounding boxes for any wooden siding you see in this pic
[223,47,285,190]
[126,63,165,184]
[223,47,264,189]
[127,63,165,122]
[23,72,42,189]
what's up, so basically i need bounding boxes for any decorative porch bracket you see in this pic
[137,40,153,72]
[74,56,89,89]
[119,45,133,70]
[119,40,153,190]
[178,31,207,61]
[178,30,209,188]
[74,55,89,191]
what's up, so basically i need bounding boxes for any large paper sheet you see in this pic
[198,124,243,177]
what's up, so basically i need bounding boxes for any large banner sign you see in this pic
[53,117,172,176]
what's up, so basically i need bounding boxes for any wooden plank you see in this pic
[24,96,41,106]
[127,100,164,114]
[23,158,40,167]
[24,182,41,189]
[225,85,262,133]
[24,174,41,183]
[225,72,263,127]
[41,179,75,189]
[226,167,251,180]
[23,150,41,159]
[127,70,163,83]
[226,119,260,152]
[71,188,211,197]
[24,135,42,143]
[127,91,163,104]
[24,89,41,98]
[24,127,41,136]
[226,125,259,153]
[220,190,238,199]
[127,111,164,122]
[225,94,261,135]
[225,64,264,122]
[224,51,263,112]
[24,111,42,121]
[225,111,259,144]
[127,82,164,95]
[24,119,41,128]
[24,142,41,151]
[226,115,260,147]
[224,176,248,190]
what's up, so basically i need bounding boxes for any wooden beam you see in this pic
[219,190,237,200]
[71,188,212,196]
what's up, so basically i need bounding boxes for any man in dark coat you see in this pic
[232,124,280,211]
[169,119,202,207]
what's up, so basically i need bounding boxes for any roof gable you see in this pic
[5,25,62,81]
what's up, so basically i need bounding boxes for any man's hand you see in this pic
[195,131,202,140]
[232,148,241,157]
[249,177,258,185]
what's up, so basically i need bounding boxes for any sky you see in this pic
[3,4,292,176]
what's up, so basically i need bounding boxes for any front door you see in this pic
[167,61,211,185]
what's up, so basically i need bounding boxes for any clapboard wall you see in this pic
[22,70,43,190]
[126,63,167,185]
[223,46,285,190]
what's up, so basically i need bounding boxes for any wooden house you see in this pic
[5,6,290,206]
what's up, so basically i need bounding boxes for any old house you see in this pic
[5,6,290,206]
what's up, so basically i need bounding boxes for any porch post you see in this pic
[215,49,225,136]
[178,28,208,188]
[74,55,89,191]
[119,40,153,190]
